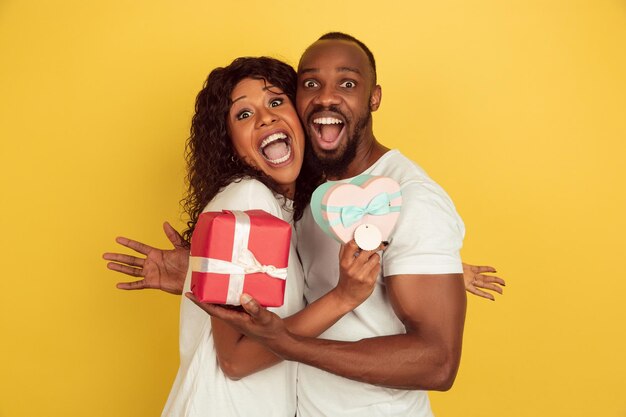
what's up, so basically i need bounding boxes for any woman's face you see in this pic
[227,78,305,198]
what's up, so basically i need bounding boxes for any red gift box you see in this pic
[190,210,291,307]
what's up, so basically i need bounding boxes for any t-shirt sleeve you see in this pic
[382,180,465,276]
[202,179,283,219]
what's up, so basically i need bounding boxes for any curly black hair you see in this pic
[181,57,322,245]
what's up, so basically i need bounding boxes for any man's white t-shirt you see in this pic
[295,150,465,417]
[162,179,305,417]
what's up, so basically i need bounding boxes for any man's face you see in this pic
[296,39,380,175]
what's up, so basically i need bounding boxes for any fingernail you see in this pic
[382,241,389,246]
[241,293,252,304]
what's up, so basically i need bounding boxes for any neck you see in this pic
[327,131,389,180]
[281,182,295,199]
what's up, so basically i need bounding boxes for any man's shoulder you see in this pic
[374,152,465,276]
[368,150,430,185]
[369,150,451,203]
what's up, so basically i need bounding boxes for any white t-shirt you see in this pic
[295,150,465,417]
[162,179,305,417]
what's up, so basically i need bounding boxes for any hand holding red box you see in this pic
[189,210,291,307]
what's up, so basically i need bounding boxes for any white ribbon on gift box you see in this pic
[189,210,287,305]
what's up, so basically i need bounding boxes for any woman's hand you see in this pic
[332,240,385,309]
[102,222,189,295]
[462,263,505,301]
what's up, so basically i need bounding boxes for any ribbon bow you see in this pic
[190,248,287,280]
[237,248,287,279]
[340,192,391,227]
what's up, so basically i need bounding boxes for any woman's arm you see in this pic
[462,263,505,300]
[207,240,383,379]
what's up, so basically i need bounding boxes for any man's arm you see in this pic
[197,273,466,390]
[102,222,189,294]
[189,240,383,380]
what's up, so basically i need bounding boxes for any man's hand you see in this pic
[103,222,189,295]
[186,292,290,347]
[462,263,505,301]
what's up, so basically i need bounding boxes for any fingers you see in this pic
[186,292,226,315]
[473,279,504,294]
[114,236,154,255]
[240,293,260,314]
[163,222,185,248]
[102,252,145,268]
[105,261,143,277]
[116,280,148,290]
[341,239,384,267]
[189,292,272,327]
[474,265,497,273]
[338,240,383,290]
[185,293,252,325]
[363,252,382,276]
[340,240,361,262]
[186,292,228,317]
[240,294,275,325]
[480,274,506,286]
[467,285,496,301]
[352,246,382,270]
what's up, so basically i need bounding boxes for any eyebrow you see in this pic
[231,84,283,104]
[299,66,361,76]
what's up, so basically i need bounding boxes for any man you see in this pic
[104,32,504,416]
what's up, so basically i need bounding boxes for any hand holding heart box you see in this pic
[311,175,402,250]
[189,210,290,307]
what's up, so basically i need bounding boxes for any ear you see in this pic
[369,85,382,112]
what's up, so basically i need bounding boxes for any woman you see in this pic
[104,57,505,416]
[165,57,381,416]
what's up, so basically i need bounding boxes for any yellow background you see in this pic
[1,1,625,416]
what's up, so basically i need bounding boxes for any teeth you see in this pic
[313,117,343,125]
[260,132,287,148]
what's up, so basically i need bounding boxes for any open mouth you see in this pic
[312,115,345,148]
[259,131,292,165]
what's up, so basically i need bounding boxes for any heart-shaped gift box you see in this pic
[311,175,402,248]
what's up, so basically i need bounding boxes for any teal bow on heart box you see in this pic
[311,175,402,247]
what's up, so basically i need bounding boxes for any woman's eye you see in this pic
[236,110,252,120]
[270,98,283,108]
[340,80,356,88]
[304,80,318,88]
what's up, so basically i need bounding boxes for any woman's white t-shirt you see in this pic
[162,179,305,417]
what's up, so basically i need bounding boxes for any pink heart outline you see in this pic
[321,176,402,244]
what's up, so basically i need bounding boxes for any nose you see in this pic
[313,84,340,107]
[256,107,279,128]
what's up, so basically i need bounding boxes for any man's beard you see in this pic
[306,110,371,178]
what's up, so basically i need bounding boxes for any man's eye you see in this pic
[303,80,318,88]
[236,110,252,120]
[270,98,283,108]
[340,80,356,88]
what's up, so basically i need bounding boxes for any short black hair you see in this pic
[317,32,377,84]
